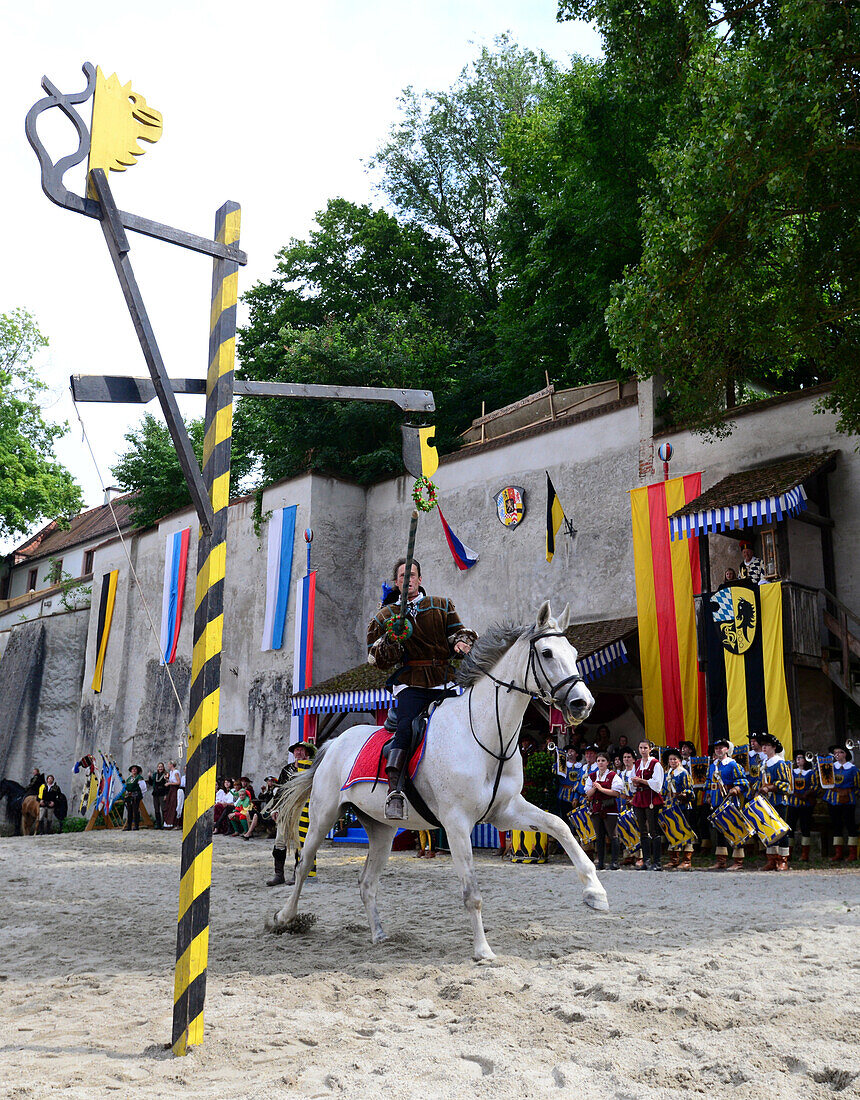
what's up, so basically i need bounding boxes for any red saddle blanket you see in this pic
[342,726,427,791]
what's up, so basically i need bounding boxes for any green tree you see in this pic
[237,198,489,484]
[236,306,462,486]
[111,413,255,529]
[371,37,557,314]
[560,0,860,436]
[0,309,81,540]
[497,59,658,388]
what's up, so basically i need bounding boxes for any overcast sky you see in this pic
[3,1,601,555]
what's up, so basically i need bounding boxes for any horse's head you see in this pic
[527,601,594,726]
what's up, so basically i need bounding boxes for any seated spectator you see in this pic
[228,788,253,835]
[214,778,234,833]
[37,775,67,835]
[719,568,738,589]
[244,776,278,840]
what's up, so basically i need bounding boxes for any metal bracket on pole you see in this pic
[71,374,436,415]
[88,168,215,535]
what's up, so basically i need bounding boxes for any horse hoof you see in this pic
[474,947,497,962]
[264,913,283,934]
[371,930,388,945]
[583,887,609,912]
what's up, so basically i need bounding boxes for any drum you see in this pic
[708,796,754,846]
[616,808,640,853]
[742,795,791,845]
[510,829,548,864]
[658,802,696,847]
[568,805,596,847]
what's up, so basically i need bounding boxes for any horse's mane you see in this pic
[456,621,539,688]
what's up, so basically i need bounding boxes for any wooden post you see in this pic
[171,201,240,1056]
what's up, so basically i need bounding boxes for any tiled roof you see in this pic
[12,495,137,562]
[670,451,837,520]
[292,663,390,699]
[566,617,638,658]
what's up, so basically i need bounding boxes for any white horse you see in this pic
[268,601,608,960]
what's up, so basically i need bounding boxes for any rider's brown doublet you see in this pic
[367,595,476,689]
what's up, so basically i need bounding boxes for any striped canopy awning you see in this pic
[292,687,393,716]
[579,640,629,682]
[666,451,836,543]
[292,684,467,715]
[669,484,807,541]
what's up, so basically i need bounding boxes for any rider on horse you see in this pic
[367,558,477,820]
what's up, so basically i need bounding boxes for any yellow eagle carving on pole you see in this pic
[87,67,162,180]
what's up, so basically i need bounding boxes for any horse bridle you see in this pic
[484,631,584,708]
[469,630,586,823]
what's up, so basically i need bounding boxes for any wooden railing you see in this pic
[820,587,860,695]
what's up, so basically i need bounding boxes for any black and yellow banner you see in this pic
[546,472,565,563]
[703,582,793,755]
[92,570,118,692]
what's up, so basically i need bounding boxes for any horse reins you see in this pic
[469,631,585,823]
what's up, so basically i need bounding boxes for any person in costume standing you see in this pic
[785,750,817,864]
[738,541,764,585]
[366,558,476,820]
[553,744,582,822]
[122,765,147,831]
[584,751,624,870]
[662,747,695,870]
[824,745,858,862]
[37,774,66,834]
[148,762,168,829]
[758,734,793,871]
[268,741,317,887]
[705,740,749,871]
[619,747,639,866]
[163,760,181,829]
[630,739,665,871]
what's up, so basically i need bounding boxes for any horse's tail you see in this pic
[280,746,328,849]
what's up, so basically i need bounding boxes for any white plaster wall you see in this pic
[363,403,642,636]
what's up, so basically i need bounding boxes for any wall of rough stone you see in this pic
[2,609,89,796]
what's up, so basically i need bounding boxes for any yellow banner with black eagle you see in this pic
[703,582,793,756]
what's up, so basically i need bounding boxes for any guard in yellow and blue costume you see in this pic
[758,733,793,871]
[705,739,749,871]
[824,745,859,862]
[785,750,817,863]
[662,747,695,870]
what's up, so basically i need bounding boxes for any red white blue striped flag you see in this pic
[160,527,191,664]
[438,507,479,570]
[290,570,317,742]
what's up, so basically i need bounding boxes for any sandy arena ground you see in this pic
[0,831,858,1100]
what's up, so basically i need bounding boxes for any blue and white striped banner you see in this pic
[579,640,629,683]
[470,823,500,848]
[261,505,297,651]
[669,484,807,542]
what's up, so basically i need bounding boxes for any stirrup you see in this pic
[384,791,407,820]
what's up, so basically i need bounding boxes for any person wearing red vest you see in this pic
[631,740,665,870]
[584,752,625,870]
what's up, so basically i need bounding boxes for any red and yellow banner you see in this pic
[631,475,706,752]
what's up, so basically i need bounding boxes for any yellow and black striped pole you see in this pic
[172,200,240,1056]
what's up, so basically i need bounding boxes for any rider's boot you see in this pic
[266,846,287,887]
[384,748,408,821]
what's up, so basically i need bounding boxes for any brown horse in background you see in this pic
[0,780,40,835]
